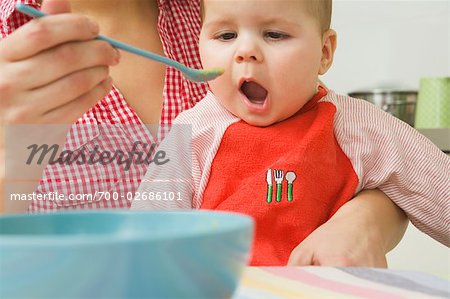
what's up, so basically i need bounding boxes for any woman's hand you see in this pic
[0,0,120,213]
[0,0,119,125]
[288,189,408,267]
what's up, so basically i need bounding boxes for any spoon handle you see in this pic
[15,3,187,72]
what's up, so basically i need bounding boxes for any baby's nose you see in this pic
[234,40,263,63]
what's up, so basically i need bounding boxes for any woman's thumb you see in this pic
[40,0,71,14]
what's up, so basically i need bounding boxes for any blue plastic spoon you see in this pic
[15,3,224,83]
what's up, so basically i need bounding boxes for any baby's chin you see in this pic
[240,114,280,127]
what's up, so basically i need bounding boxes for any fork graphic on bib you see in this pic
[266,169,296,203]
[274,170,284,202]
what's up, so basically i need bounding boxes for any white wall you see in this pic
[323,0,449,94]
[322,0,449,278]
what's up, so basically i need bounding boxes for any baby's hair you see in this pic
[307,0,333,33]
[200,0,333,34]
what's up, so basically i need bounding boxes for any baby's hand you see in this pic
[288,214,388,267]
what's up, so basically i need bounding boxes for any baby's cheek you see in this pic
[208,80,219,93]
[199,42,214,67]
[200,45,226,69]
[207,79,227,98]
[198,49,209,68]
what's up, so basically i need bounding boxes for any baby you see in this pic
[132,0,449,265]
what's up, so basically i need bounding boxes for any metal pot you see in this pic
[348,89,418,126]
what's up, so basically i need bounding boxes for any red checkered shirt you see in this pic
[1,0,208,212]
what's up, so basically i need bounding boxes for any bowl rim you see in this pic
[0,210,254,246]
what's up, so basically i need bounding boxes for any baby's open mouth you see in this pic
[240,80,268,105]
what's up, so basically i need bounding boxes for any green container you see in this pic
[415,77,450,129]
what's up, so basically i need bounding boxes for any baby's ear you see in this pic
[319,29,337,75]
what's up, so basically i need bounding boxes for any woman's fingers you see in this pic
[0,14,99,61]
[7,40,119,90]
[30,66,111,115]
[43,76,113,124]
[2,66,111,124]
[288,245,314,266]
[40,0,72,14]
[0,0,119,125]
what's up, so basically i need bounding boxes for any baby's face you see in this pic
[200,0,332,126]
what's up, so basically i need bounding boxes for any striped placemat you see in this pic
[234,267,449,299]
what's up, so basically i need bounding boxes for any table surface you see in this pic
[234,267,449,299]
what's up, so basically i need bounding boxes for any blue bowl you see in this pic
[0,211,253,298]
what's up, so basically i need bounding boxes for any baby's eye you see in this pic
[264,31,289,40]
[216,32,237,41]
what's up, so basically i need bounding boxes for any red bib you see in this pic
[200,88,359,265]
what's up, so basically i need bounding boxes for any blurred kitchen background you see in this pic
[322,0,449,278]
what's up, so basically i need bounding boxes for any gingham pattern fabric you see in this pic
[1,0,209,212]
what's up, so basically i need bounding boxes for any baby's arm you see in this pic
[288,188,407,267]
[326,92,449,246]
[130,125,195,210]
[131,92,239,211]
